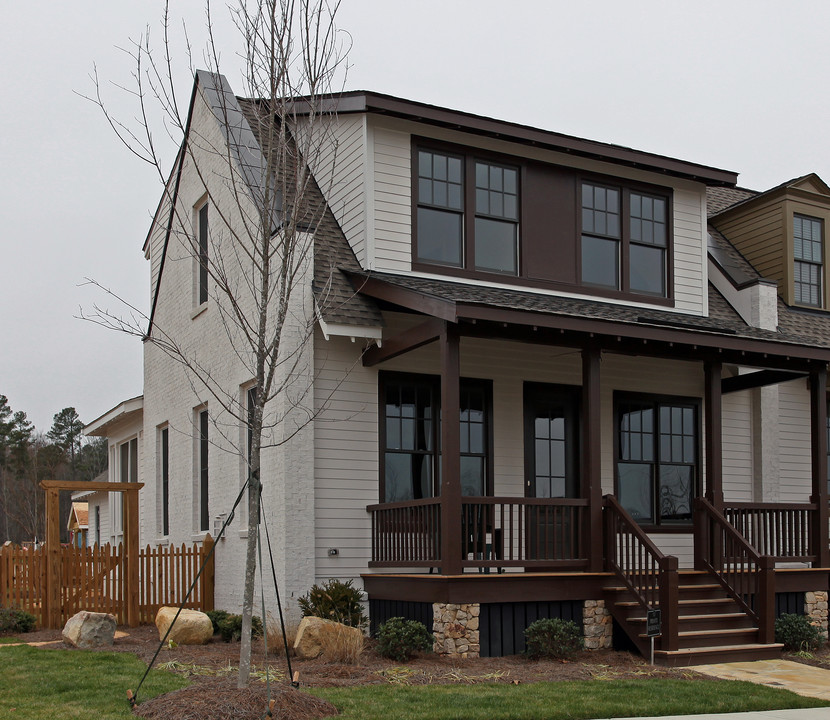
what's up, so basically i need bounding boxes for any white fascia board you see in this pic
[84,395,144,437]
[317,315,382,344]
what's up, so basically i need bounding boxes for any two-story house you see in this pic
[104,70,830,665]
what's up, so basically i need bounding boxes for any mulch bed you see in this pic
[9,625,701,720]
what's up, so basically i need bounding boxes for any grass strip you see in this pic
[0,644,189,720]
[311,677,830,720]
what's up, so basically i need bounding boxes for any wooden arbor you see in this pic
[40,480,144,629]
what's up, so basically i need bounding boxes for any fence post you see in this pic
[200,534,215,613]
[659,555,679,652]
[124,489,140,627]
[758,556,775,644]
[44,488,61,629]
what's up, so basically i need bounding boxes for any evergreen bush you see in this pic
[775,613,824,651]
[298,579,368,629]
[524,617,583,659]
[376,617,433,661]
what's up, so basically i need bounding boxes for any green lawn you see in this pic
[311,678,830,720]
[0,644,189,720]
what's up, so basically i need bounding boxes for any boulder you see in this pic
[155,606,213,645]
[293,616,363,659]
[62,611,117,649]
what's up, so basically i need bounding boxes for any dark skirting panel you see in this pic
[369,598,434,637]
[480,600,583,657]
[775,591,804,617]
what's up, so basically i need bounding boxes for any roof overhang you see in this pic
[288,91,737,187]
[346,271,830,370]
[84,396,144,437]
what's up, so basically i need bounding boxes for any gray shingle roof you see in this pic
[707,186,758,216]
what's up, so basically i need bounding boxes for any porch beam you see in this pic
[721,369,808,394]
[704,361,724,508]
[346,272,458,322]
[582,347,603,572]
[439,322,462,575]
[810,367,829,568]
[362,318,443,367]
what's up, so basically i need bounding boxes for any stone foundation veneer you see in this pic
[805,591,828,634]
[583,599,613,649]
[432,599,613,657]
[433,603,481,658]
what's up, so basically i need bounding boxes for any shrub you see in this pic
[217,613,263,643]
[376,617,433,662]
[524,618,583,660]
[0,607,36,634]
[298,579,368,629]
[775,613,824,651]
[206,609,230,635]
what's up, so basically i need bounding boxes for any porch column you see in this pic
[704,361,724,509]
[44,487,61,629]
[582,348,603,572]
[440,322,462,575]
[123,488,140,627]
[810,367,829,568]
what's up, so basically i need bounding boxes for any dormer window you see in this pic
[794,214,823,307]
[415,146,520,275]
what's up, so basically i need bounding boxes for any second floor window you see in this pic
[581,182,668,297]
[794,214,823,307]
[416,148,520,275]
[198,202,209,306]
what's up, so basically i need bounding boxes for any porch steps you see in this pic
[603,571,783,667]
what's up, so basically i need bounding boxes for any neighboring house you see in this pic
[101,71,830,665]
[66,502,88,548]
[83,396,143,547]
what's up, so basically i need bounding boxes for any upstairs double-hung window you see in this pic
[416,148,519,275]
[581,182,669,297]
[794,214,823,307]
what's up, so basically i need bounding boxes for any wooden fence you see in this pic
[0,536,214,628]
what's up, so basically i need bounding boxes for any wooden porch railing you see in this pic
[695,497,774,643]
[460,498,588,569]
[368,498,442,567]
[367,497,589,569]
[723,502,816,563]
[604,495,679,651]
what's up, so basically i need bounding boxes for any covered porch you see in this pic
[351,271,830,662]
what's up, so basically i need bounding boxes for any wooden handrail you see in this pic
[694,497,775,643]
[603,495,679,651]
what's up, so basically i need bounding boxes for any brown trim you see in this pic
[440,323,462,575]
[582,350,603,570]
[810,368,829,567]
[362,571,613,604]
[774,568,830,593]
[314,91,738,185]
[705,362,724,508]
[721,369,809,394]
[362,318,443,367]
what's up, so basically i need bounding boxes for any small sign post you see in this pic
[646,609,662,665]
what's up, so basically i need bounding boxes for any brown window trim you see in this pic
[613,391,701,532]
[378,371,494,502]
[411,138,675,307]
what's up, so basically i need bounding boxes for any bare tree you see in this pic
[82,0,349,686]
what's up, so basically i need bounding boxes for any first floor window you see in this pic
[160,427,169,536]
[381,373,490,502]
[616,394,698,526]
[198,409,209,532]
[120,437,138,483]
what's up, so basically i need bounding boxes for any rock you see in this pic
[155,607,213,645]
[62,611,117,648]
[293,616,363,659]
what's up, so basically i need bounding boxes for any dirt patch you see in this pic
[784,643,830,670]
[8,625,700,720]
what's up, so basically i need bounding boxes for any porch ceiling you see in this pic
[347,270,830,370]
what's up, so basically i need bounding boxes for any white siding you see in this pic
[778,379,813,502]
[371,124,411,272]
[299,114,367,265]
[722,390,753,502]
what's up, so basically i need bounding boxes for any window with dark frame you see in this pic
[198,202,209,305]
[581,182,669,297]
[246,386,260,523]
[416,147,520,275]
[161,427,169,536]
[794,214,823,307]
[120,438,138,483]
[381,373,490,503]
[199,409,209,532]
[616,395,698,527]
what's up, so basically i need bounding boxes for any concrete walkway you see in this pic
[601,658,830,720]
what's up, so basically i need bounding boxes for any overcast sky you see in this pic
[3,0,830,432]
